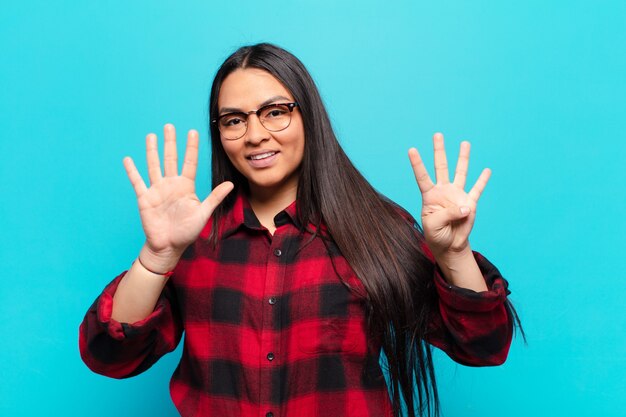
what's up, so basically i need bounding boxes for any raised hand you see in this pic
[123,124,233,273]
[408,133,491,259]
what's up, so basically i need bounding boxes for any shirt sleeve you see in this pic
[425,249,514,366]
[78,271,183,379]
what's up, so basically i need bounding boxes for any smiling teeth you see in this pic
[250,152,276,160]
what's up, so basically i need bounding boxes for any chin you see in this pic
[248,173,298,193]
[249,177,287,189]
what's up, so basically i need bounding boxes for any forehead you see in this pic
[218,68,293,108]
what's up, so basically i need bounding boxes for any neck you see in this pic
[247,182,298,234]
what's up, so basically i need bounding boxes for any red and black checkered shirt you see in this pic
[79,190,513,417]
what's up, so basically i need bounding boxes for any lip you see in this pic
[246,151,279,168]
[246,149,279,159]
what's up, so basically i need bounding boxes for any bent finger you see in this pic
[123,156,148,197]
[426,203,472,232]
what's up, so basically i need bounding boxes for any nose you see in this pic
[244,114,270,145]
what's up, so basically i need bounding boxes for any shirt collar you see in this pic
[219,187,301,239]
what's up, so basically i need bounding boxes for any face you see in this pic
[217,68,305,199]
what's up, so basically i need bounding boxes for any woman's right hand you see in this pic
[123,123,234,273]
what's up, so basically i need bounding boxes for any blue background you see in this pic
[1,1,624,416]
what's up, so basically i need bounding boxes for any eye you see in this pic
[262,105,288,118]
[220,114,245,127]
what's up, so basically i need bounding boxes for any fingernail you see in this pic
[460,207,470,215]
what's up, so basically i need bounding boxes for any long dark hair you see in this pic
[207,43,518,417]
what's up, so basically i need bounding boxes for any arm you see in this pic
[408,133,493,291]
[78,268,182,378]
[111,247,179,324]
[112,124,232,322]
[407,133,519,364]
[425,247,513,366]
[79,124,232,377]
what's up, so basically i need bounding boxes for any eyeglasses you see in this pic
[212,102,299,140]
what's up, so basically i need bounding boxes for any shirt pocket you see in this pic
[295,284,361,354]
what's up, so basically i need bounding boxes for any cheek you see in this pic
[296,135,306,163]
[221,142,241,163]
[287,124,306,161]
[296,142,305,164]
[283,135,305,164]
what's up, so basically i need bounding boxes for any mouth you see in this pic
[247,151,279,161]
[245,150,280,168]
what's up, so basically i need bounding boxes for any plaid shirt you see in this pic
[79,190,513,417]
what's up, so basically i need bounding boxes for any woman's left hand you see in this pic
[408,133,491,259]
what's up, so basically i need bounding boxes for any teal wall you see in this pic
[1,1,624,416]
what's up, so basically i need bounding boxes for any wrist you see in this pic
[433,246,487,292]
[135,256,175,277]
[139,244,182,274]
[433,245,474,269]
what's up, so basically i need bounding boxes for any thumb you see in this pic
[201,181,235,220]
[426,204,471,229]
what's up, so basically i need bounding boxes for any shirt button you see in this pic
[267,352,275,361]
[266,412,274,417]
[268,297,277,305]
[273,248,282,257]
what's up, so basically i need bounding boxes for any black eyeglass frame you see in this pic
[211,102,299,140]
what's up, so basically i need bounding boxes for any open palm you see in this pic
[123,124,233,270]
[408,133,491,257]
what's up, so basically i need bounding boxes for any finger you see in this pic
[163,123,178,177]
[123,156,148,197]
[181,130,199,181]
[433,132,450,184]
[201,181,235,220]
[408,147,434,193]
[453,141,470,189]
[426,203,472,230]
[468,168,492,202]
[146,133,162,185]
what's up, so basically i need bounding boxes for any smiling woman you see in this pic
[216,68,305,224]
[79,43,522,417]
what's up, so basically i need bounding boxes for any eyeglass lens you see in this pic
[218,104,293,140]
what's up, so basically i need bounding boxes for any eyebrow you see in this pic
[219,95,292,115]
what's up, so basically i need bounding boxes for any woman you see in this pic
[79,43,521,417]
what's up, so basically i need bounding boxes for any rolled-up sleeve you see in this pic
[426,251,514,366]
[78,271,183,378]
